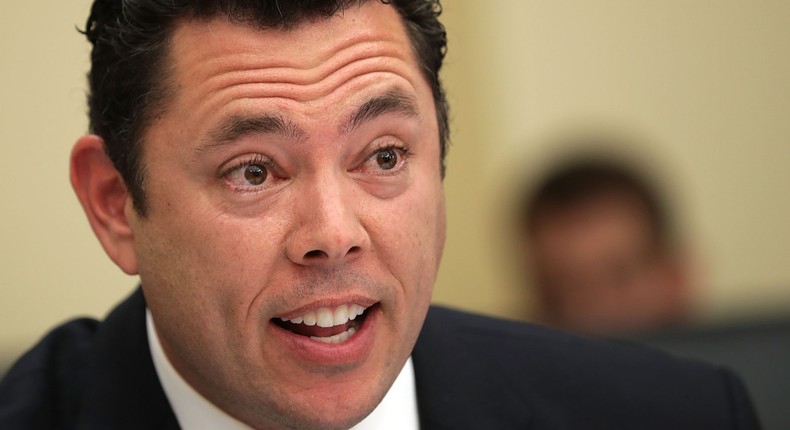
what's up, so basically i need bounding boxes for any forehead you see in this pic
[532,194,657,257]
[162,2,420,114]
[171,2,410,56]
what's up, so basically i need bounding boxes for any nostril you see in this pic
[304,249,327,259]
[300,245,362,262]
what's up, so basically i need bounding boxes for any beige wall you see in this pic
[2,1,789,366]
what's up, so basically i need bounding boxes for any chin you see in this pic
[256,397,378,430]
[234,373,388,430]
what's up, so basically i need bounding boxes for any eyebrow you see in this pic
[340,88,420,135]
[198,114,307,152]
[196,88,418,153]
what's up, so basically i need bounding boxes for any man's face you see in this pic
[125,3,445,428]
[528,194,683,335]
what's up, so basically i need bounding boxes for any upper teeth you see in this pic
[280,304,366,328]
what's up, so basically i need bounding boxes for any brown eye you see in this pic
[376,149,398,170]
[244,164,267,185]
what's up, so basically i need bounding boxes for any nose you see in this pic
[285,175,371,267]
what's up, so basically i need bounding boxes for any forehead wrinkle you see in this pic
[193,42,414,106]
[173,16,411,82]
[186,54,420,135]
[199,31,407,79]
[172,22,418,110]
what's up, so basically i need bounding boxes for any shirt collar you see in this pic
[146,309,419,429]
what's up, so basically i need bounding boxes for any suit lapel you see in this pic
[78,288,180,429]
[412,306,533,429]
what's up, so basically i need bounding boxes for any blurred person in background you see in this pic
[517,156,692,336]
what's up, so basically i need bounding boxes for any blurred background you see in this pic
[1,1,789,427]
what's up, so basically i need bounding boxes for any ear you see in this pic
[70,135,139,275]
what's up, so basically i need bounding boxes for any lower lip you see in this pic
[269,305,379,367]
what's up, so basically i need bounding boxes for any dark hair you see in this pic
[521,160,671,248]
[82,0,448,215]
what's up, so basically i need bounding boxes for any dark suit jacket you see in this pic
[0,289,760,429]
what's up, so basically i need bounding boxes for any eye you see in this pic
[357,143,410,175]
[243,164,267,185]
[376,148,399,170]
[222,155,277,192]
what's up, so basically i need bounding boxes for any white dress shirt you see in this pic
[147,310,419,429]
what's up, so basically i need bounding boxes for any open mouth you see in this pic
[273,303,376,344]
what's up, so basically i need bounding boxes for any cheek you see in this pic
[435,194,447,257]
[133,204,286,314]
[377,182,445,294]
